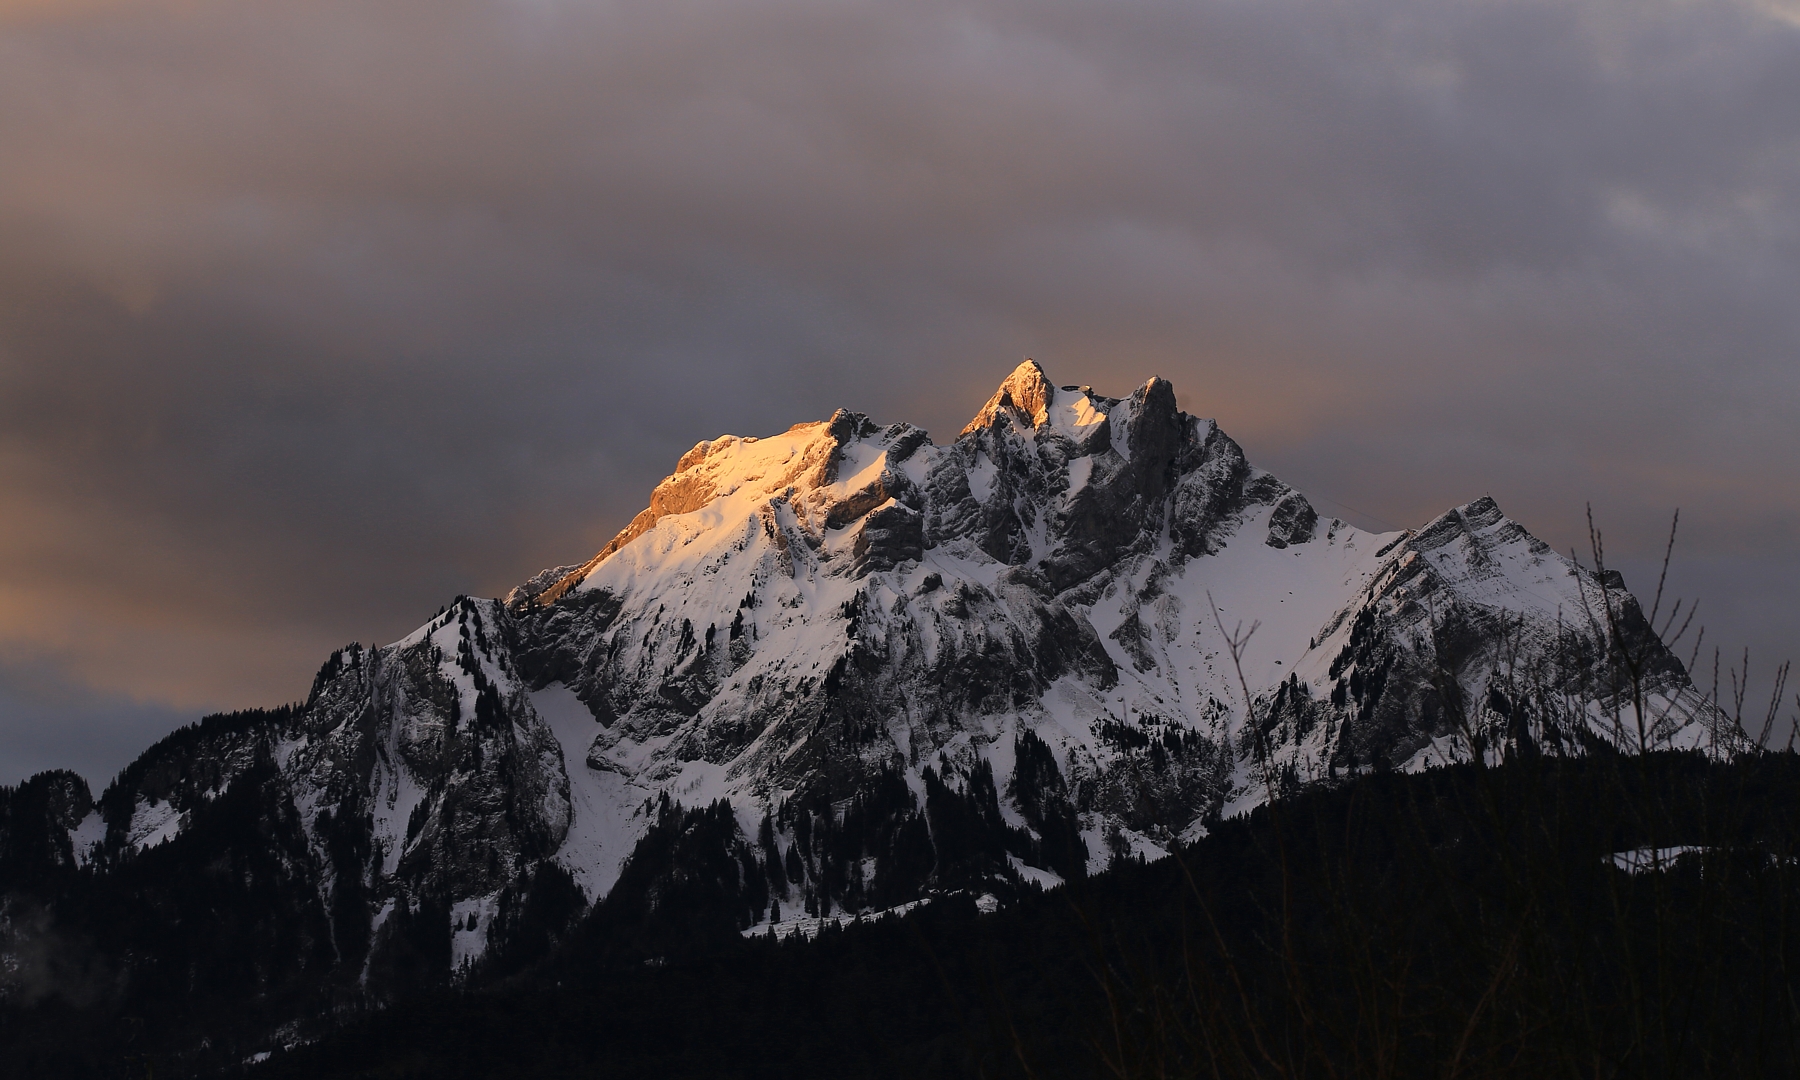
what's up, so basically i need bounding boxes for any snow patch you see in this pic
[127,797,186,851]
[966,451,998,503]
[741,898,933,942]
[450,892,503,971]
[69,810,106,867]
[1610,846,1706,874]
[534,684,654,902]
[1047,389,1107,440]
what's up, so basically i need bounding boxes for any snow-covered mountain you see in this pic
[11,360,1725,994]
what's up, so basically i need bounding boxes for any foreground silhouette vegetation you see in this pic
[210,748,1800,1079]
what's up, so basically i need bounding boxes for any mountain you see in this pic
[0,360,1726,1050]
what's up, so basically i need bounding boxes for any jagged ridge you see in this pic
[5,360,1726,1020]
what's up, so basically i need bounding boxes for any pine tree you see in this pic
[759,813,787,892]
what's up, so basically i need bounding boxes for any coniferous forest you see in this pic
[4,746,1798,1078]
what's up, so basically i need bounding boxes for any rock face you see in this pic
[3,360,1726,1009]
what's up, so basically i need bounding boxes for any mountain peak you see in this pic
[961,357,1058,436]
[37,357,1725,1037]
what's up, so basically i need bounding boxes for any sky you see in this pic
[2,0,1797,787]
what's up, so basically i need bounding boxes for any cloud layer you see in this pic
[3,0,1798,783]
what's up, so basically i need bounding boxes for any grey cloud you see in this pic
[0,0,1796,771]
[0,651,193,787]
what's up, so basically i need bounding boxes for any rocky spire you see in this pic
[960,357,1058,437]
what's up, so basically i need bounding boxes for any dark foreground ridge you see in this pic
[7,749,1796,1078]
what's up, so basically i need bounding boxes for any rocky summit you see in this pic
[2,360,1726,1017]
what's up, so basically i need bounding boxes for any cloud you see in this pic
[1748,0,1800,30]
[0,649,193,786]
[0,0,1796,762]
